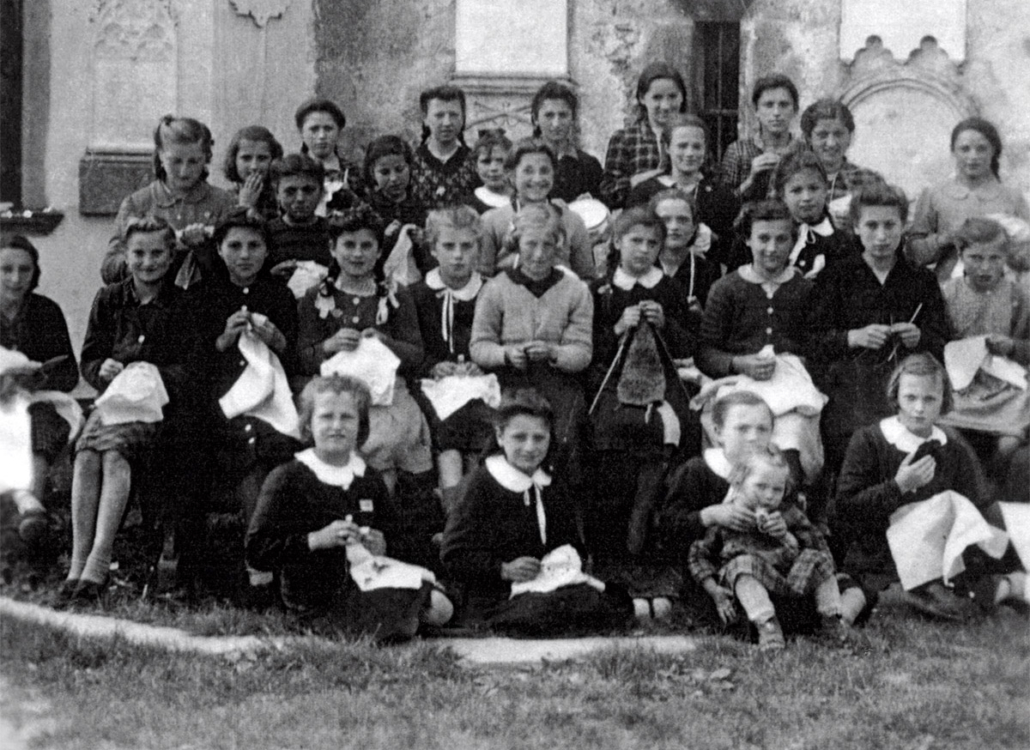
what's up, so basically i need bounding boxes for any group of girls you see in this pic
[1,63,1027,645]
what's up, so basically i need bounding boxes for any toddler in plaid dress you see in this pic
[688,445,848,650]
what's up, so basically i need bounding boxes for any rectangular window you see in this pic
[694,21,740,164]
[1,0,23,206]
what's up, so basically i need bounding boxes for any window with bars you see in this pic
[693,20,740,165]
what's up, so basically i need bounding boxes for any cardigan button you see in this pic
[767,307,774,314]
[765,327,773,334]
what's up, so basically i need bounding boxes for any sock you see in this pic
[840,587,867,626]
[248,568,273,587]
[814,577,843,618]
[735,576,775,624]
[998,572,1027,604]
[632,598,651,620]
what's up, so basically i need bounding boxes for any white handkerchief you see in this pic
[510,544,605,597]
[419,373,501,420]
[219,332,300,438]
[945,336,1028,391]
[346,543,436,592]
[95,362,169,426]
[710,353,827,417]
[997,502,1030,571]
[320,336,400,406]
[887,491,1009,590]
[287,261,329,299]
[0,394,32,493]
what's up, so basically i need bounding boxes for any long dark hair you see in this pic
[951,117,1003,179]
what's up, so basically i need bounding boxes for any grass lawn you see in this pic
[1,596,1027,750]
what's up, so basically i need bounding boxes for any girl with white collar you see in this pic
[587,207,698,619]
[246,375,452,640]
[831,353,1027,621]
[440,389,632,633]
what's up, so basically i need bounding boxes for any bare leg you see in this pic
[436,450,463,490]
[419,589,454,627]
[68,450,102,581]
[79,451,132,584]
[733,575,776,624]
[813,576,843,618]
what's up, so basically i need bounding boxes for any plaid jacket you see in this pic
[600,120,662,209]
[717,134,805,201]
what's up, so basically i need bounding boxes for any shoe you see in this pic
[70,578,108,608]
[17,509,48,546]
[51,579,79,609]
[818,614,871,651]
[756,617,785,651]
[240,582,277,611]
[902,580,969,621]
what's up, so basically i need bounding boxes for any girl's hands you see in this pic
[385,219,402,239]
[895,448,936,494]
[216,309,251,351]
[252,316,285,352]
[238,173,264,208]
[323,328,362,355]
[504,345,528,371]
[703,580,737,624]
[501,556,541,582]
[524,340,556,363]
[757,510,788,539]
[701,504,756,532]
[361,528,387,556]
[848,324,892,350]
[640,301,665,328]
[732,353,775,381]
[98,358,125,383]
[748,152,781,178]
[307,518,361,551]
[986,334,1014,357]
[614,305,642,337]
[179,223,210,247]
[891,322,921,349]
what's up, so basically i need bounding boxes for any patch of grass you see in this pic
[2,599,1028,750]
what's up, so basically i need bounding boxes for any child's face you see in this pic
[159,140,206,194]
[809,117,851,171]
[333,229,380,280]
[854,205,903,264]
[896,372,944,438]
[639,78,683,129]
[235,139,273,181]
[431,225,479,288]
[424,98,464,148]
[495,414,551,476]
[310,390,360,464]
[654,198,695,251]
[126,231,172,286]
[276,175,323,223]
[962,236,1008,292]
[617,224,662,277]
[754,87,796,135]
[218,227,267,287]
[372,153,411,203]
[952,128,994,183]
[512,152,555,203]
[782,169,828,225]
[0,247,35,303]
[518,225,560,280]
[747,219,794,277]
[668,125,706,177]
[716,404,773,465]
[738,462,788,513]
[300,112,339,160]
[536,99,574,145]
[477,147,509,192]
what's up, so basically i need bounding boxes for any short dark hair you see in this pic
[886,352,953,415]
[800,98,855,139]
[607,206,666,275]
[212,207,271,249]
[222,126,284,184]
[711,391,774,430]
[297,374,372,447]
[269,152,325,189]
[294,98,346,131]
[0,234,41,292]
[123,215,176,249]
[849,182,909,226]
[955,217,1009,254]
[419,85,467,143]
[648,188,696,221]
[734,199,796,240]
[494,388,554,432]
[504,138,557,173]
[472,128,513,160]
[327,203,386,248]
[951,117,1003,179]
[751,74,799,110]
[772,150,828,197]
[363,135,415,187]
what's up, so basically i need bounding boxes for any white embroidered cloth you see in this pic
[319,336,400,406]
[419,373,501,421]
[219,330,300,437]
[287,261,329,299]
[95,362,169,426]
[510,544,605,597]
[345,542,436,592]
[944,336,1027,392]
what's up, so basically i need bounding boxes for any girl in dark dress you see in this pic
[363,135,430,274]
[294,98,363,216]
[247,374,452,641]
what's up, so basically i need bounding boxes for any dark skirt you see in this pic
[412,386,496,454]
[75,409,158,461]
[29,401,71,461]
[464,582,634,637]
[820,358,895,471]
[287,579,435,643]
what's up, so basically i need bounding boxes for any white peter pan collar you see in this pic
[703,448,733,480]
[613,266,663,291]
[296,448,367,489]
[486,454,552,492]
[879,416,948,453]
[425,268,484,301]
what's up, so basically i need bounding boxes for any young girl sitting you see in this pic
[223,125,283,221]
[440,388,632,634]
[102,115,235,286]
[59,217,195,606]
[939,218,1029,465]
[471,203,593,481]
[294,97,363,216]
[478,139,595,279]
[246,375,452,641]
[410,206,496,505]
[587,207,698,617]
[363,135,429,274]
[410,85,480,210]
[466,129,513,214]
[296,205,432,495]
[265,153,332,295]
[699,199,824,486]
[626,114,739,266]
[688,444,847,650]
[649,189,722,319]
